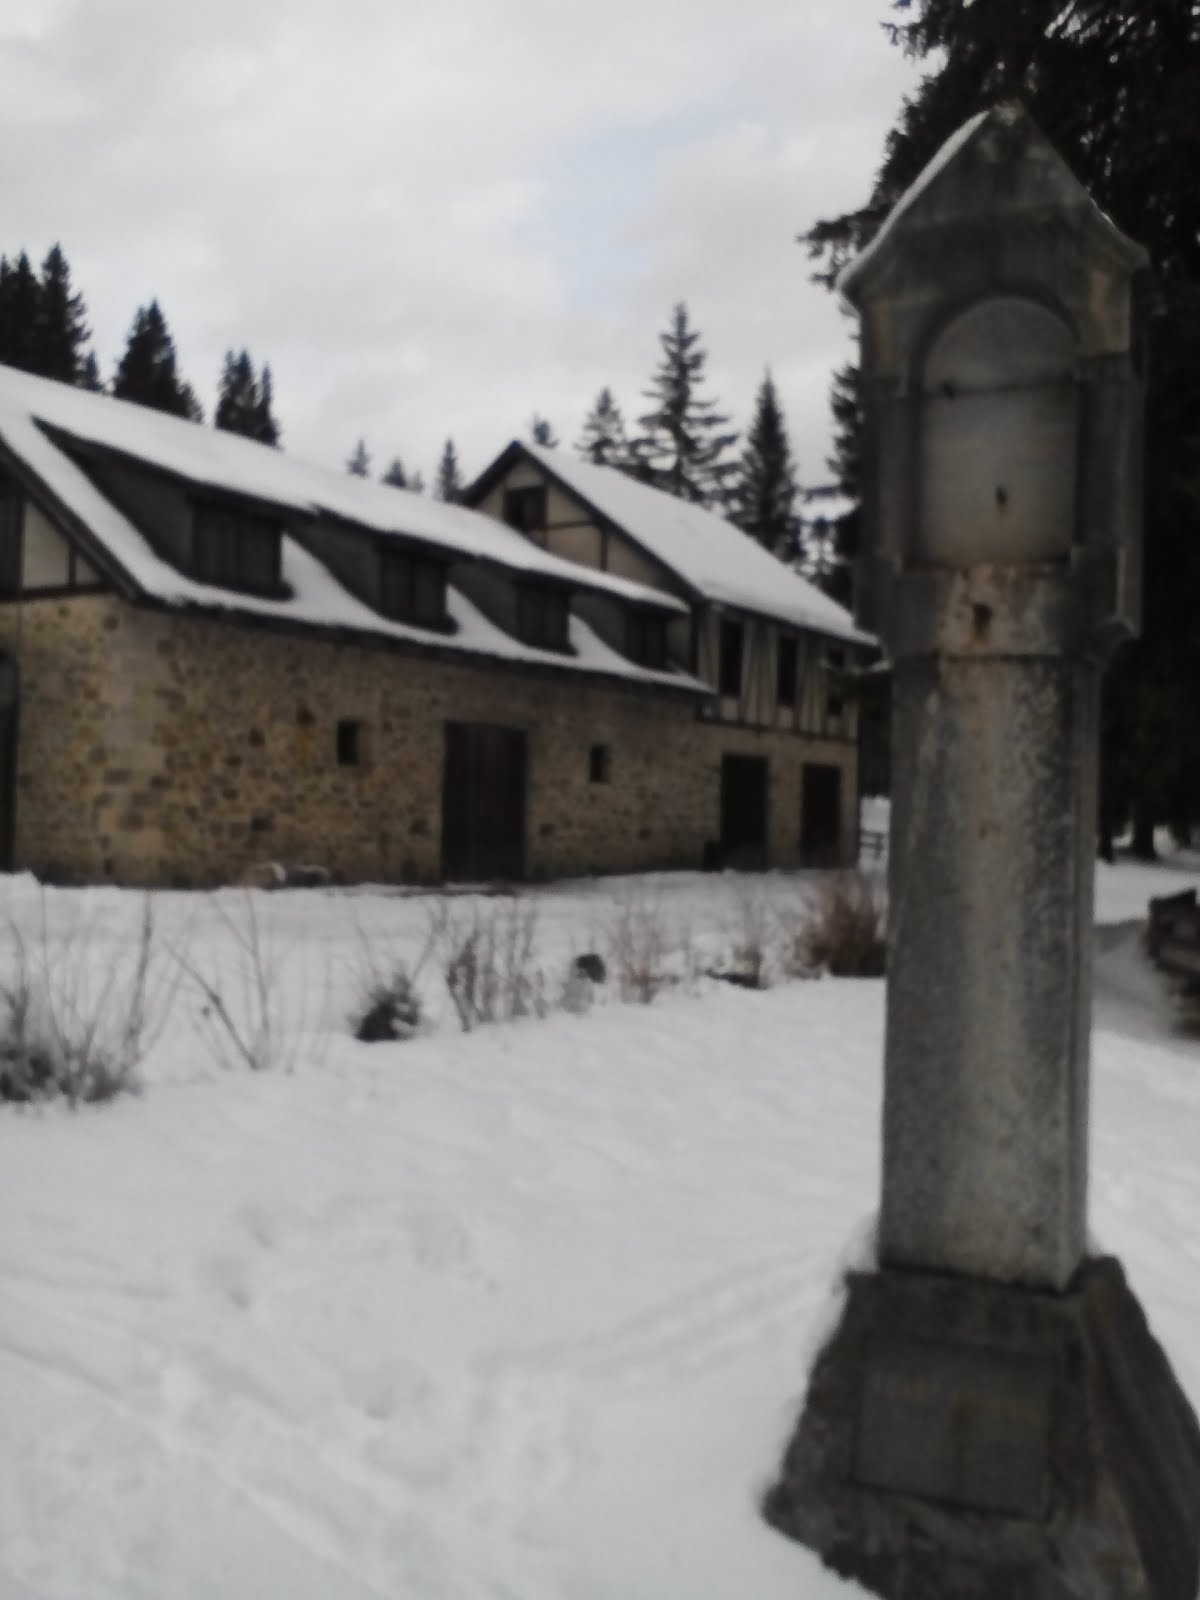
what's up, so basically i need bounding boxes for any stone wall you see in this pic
[0,594,858,886]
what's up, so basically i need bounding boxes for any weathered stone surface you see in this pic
[881,653,1098,1289]
[0,594,858,886]
[765,1259,1200,1600]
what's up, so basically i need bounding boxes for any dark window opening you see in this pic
[719,620,744,698]
[379,548,446,626]
[502,485,547,537]
[517,585,570,652]
[0,486,22,597]
[801,762,843,865]
[336,719,363,767]
[777,634,798,708]
[589,744,611,784]
[626,610,667,669]
[826,647,846,721]
[192,504,283,594]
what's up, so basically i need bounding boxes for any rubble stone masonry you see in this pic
[0,594,857,886]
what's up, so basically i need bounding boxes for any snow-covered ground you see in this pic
[0,855,1197,1600]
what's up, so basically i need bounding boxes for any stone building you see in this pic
[0,364,869,886]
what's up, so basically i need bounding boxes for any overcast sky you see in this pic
[1,0,921,491]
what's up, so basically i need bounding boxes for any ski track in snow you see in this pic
[0,860,1196,1600]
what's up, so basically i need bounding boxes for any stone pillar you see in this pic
[765,104,1200,1600]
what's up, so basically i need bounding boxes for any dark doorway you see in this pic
[0,654,16,872]
[441,722,527,882]
[801,762,843,865]
[720,754,768,869]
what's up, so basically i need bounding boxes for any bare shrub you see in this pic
[429,894,546,1031]
[788,872,887,978]
[722,880,775,989]
[0,896,173,1105]
[605,892,677,1004]
[174,892,304,1072]
[349,914,434,1043]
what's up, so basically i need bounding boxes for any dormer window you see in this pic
[517,584,570,652]
[192,503,283,594]
[379,547,447,627]
[626,609,667,670]
[503,485,547,538]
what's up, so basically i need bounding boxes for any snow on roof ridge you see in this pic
[836,107,991,297]
[0,363,681,614]
[0,394,702,695]
[521,441,870,645]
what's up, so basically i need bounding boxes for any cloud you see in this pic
[0,0,919,484]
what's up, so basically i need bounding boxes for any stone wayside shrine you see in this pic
[764,105,1200,1598]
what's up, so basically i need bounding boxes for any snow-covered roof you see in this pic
[0,366,700,694]
[0,365,685,616]
[505,442,870,646]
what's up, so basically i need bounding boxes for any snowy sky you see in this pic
[0,0,920,489]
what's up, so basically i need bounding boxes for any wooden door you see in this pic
[720,754,768,869]
[0,654,17,872]
[801,762,843,865]
[441,722,527,882]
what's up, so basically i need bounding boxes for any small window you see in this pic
[589,744,611,784]
[336,719,363,767]
[826,648,846,721]
[627,610,667,669]
[0,486,23,597]
[719,619,744,698]
[379,549,446,626]
[502,485,547,537]
[192,503,282,594]
[517,585,570,652]
[776,634,798,708]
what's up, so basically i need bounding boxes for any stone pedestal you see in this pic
[764,1259,1200,1600]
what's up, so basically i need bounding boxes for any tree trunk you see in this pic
[1131,807,1157,861]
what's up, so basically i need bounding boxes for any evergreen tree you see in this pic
[0,252,41,373]
[731,371,798,552]
[346,439,371,477]
[805,0,1200,853]
[633,303,737,505]
[436,438,462,503]
[32,244,91,383]
[215,349,279,445]
[80,350,103,391]
[576,387,628,468]
[254,363,280,446]
[529,414,558,448]
[381,457,424,491]
[112,301,203,420]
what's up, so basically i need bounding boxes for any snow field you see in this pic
[0,858,1196,1600]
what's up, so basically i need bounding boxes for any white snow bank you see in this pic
[0,868,1196,1600]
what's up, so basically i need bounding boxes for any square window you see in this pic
[336,719,363,767]
[502,485,547,537]
[589,744,611,784]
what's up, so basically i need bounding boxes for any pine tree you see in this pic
[32,244,91,383]
[436,438,462,503]
[80,350,103,391]
[254,363,280,446]
[0,252,41,373]
[382,457,408,487]
[804,0,1200,854]
[215,350,279,445]
[731,371,798,552]
[529,414,558,448]
[633,303,738,505]
[112,301,203,420]
[576,387,628,468]
[346,439,371,477]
